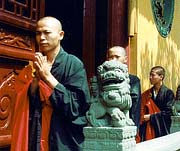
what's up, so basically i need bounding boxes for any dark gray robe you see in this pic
[150,85,174,137]
[29,48,90,151]
[129,74,141,129]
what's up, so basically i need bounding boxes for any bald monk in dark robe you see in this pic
[11,16,90,151]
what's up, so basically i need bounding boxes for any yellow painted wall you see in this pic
[129,0,180,93]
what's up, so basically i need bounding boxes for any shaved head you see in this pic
[107,46,127,64]
[36,16,64,54]
[37,16,62,32]
[108,46,127,56]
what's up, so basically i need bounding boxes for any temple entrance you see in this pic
[45,0,84,60]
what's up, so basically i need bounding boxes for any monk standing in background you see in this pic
[139,66,174,141]
[106,46,141,129]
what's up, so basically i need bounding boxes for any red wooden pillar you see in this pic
[82,0,96,80]
[107,0,128,48]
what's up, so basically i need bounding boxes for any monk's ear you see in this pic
[59,31,64,40]
[160,74,164,80]
[123,56,128,64]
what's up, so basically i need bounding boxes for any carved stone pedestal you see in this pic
[83,126,137,151]
[170,116,180,133]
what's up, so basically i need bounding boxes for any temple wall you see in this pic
[129,0,180,92]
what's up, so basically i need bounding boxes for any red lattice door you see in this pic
[0,0,45,149]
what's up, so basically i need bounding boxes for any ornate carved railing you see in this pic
[0,23,35,60]
[0,0,45,31]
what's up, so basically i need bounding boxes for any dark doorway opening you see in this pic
[45,0,84,60]
[95,0,108,70]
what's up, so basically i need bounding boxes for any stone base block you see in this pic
[171,116,180,133]
[83,126,137,151]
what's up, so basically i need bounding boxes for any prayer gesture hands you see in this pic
[33,52,52,82]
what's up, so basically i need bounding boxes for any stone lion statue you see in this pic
[86,60,134,127]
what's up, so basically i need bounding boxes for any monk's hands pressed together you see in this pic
[34,52,52,81]
[32,52,58,89]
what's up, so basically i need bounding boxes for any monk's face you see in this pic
[149,70,163,85]
[36,18,64,54]
[107,48,127,64]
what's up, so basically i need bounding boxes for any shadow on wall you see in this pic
[138,0,180,93]
[169,0,180,51]
[156,36,179,91]
[140,38,180,93]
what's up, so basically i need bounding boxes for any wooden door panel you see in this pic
[0,0,45,149]
[0,66,16,147]
[0,58,27,147]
